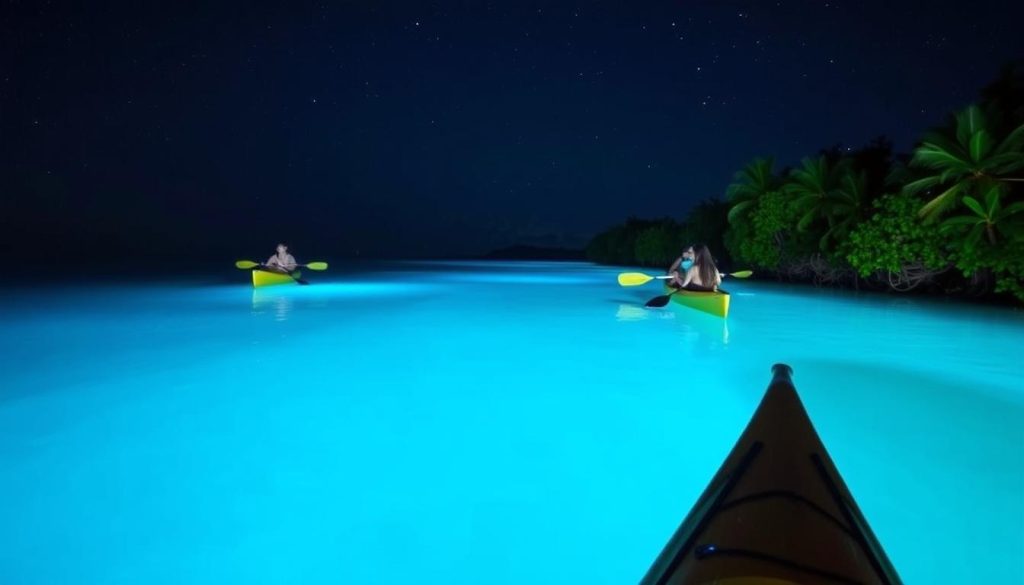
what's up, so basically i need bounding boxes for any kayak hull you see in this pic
[664,284,730,318]
[639,364,901,585]
[252,269,300,288]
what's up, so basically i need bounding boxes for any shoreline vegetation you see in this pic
[586,62,1024,305]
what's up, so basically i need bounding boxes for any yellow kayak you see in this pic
[252,269,301,288]
[638,364,901,584]
[664,284,730,318]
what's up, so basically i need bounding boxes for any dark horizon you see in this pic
[4,1,1024,265]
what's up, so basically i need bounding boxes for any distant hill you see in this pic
[481,245,587,260]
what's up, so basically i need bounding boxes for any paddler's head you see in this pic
[276,242,289,255]
[680,246,696,271]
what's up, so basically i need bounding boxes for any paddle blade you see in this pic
[305,261,328,270]
[617,272,654,287]
[730,270,753,278]
[645,294,672,308]
[235,260,259,269]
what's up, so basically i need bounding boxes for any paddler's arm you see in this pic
[667,257,681,275]
[284,255,298,272]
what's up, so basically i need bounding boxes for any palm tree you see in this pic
[821,168,868,249]
[940,185,1024,246]
[783,157,869,250]
[903,105,1024,221]
[783,156,845,231]
[726,158,778,224]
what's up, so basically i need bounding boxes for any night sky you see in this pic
[4,1,1023,264]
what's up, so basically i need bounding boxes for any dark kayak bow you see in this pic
[639,364,901,585]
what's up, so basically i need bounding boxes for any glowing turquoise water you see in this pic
[1,261,1021,583]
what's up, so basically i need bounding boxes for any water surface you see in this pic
[1,261,1022,583]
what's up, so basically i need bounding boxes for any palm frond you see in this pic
[727,200,754,224]
[902,175,943,196]
[983,187,1002,215]
[915,134,968,160]
[968,224,985,245]
[1002,201,1024,217]
[726,158,776,202]
[796,208,816,232]
[987,153,1024,175]
[961,196,986,218]
[912,144,972,171]
[993,123,1024,155]
[918,183,964,221]
[955,105,985,146]
[969,130,993,162]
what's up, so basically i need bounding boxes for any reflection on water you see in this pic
[671,311,730,346]
[248,281,429,321]
[251,290,293,321]
[615,304,650,322]
[615,303,730,344]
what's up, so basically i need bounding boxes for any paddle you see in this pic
[641,271,750,308]
[645,287,714,308]
[618,270,752,287]
[235,260,328,270]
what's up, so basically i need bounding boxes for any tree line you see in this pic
[587,62,1024,303]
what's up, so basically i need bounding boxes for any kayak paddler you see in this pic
[670,244,722,291]
[667,245,696,287]
[264,243,298,274]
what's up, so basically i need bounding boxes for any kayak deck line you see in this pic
[639,364,901,585]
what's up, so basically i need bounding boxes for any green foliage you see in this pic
[948,238,1024,302]
[940,185,1024,246]
[586,224,636,265]
[726,191,804,270]
[823,169,869,251]
[586,217,684,267]
[586,198,734,268]
[780,156,871,254]
[939,183,1024,302]
[784,156,845,233]
[845,193,947,276]
[904,105,1024,221]
[726,158,779,225]
[588,67,1024,304]
[634,222,686,267]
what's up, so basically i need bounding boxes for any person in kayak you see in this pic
[667,245,696,285]
[670,244,722,291]
[264,243,298,274]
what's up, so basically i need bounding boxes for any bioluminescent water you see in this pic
[1,261,1021,583]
